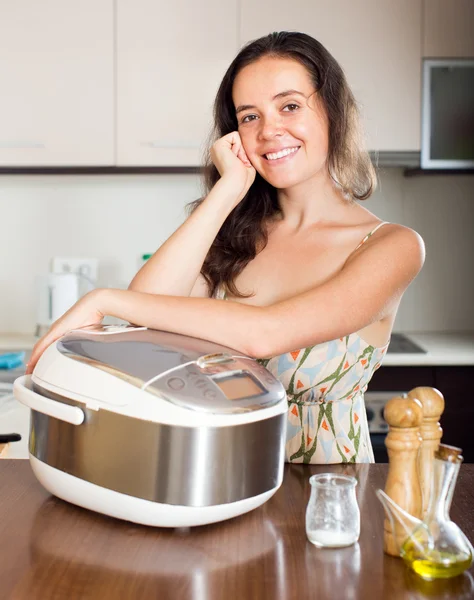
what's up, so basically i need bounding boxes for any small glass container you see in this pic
[306,474,360,548]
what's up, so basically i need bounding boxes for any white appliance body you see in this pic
[14,326,288,527]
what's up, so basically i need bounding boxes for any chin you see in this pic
[267,162,329,190]
[263,172,306,190]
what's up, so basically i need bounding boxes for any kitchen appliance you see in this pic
[35,273,81,337]
[386,333,426,354]
[366,390,408,463]
[13,325,288,527]
[421,58,474,169]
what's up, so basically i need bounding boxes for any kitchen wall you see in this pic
[0,170,473,335]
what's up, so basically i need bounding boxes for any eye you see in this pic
[283,103,300,112]
[240,114,258,124]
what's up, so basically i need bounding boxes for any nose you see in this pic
[257,113,284,141]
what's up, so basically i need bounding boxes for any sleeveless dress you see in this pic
[216,222,390,464]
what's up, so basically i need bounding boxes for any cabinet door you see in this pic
[116,0,238,166]
[435,367,474,463]
[240,0,422,152]
[424,0,474,58]
[0,1,114,166]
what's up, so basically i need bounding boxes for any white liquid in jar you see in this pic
[307,529,357,547]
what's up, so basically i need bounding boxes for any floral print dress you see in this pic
[216,221,390,464]
[257,334,388,463]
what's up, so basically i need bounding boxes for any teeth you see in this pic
[265,147,299,161]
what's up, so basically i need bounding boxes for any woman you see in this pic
[26,32,425,464]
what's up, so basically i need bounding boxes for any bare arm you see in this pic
[128,179,237,297]
[128,132,256,297]
[107,226,425,357]
[26,226,424,372]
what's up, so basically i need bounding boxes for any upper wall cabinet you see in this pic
[423,0,474,58]
[240,0,422,152]
[0,1,114,166]
[116,0,238,166]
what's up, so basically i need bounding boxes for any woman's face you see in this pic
[232,56,329,190]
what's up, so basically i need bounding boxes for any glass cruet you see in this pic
[378,444,474,580]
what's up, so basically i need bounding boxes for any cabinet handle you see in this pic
[0,141,45,148]
[13,375,84,425]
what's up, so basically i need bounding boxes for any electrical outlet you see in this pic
[51,257,99,285]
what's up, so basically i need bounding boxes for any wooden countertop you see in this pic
[1,461,474,599]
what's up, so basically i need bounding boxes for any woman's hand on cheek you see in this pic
[211,131,256,204]
[25,289,107,375]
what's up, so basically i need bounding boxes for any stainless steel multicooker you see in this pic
[14,325,288,527]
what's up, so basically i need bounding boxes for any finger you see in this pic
[26,333,55,374]
[25,354,37,375]
[225,131,242,151]
[230,133,250,163]
[225,130,240,143]
[237,148,251,166]
[238,149,252,167]
[229,134,242,157]
[26,346,43,374]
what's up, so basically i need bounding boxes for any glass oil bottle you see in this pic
[400,444,473,580]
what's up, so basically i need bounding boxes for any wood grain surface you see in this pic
[1,461,473,600]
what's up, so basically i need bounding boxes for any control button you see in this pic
[204,389,217,399]
[167,377,185,391]
[366,408,375,422]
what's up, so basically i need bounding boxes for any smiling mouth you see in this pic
[263,146,300,162]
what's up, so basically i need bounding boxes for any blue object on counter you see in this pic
[0,351,25,369]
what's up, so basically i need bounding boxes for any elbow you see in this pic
[239,311,279,360]
[242,340,270,360]
[128,276,144,292]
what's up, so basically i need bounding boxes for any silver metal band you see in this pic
[30,383,287,507]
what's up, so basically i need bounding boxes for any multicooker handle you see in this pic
[13,375,84,425]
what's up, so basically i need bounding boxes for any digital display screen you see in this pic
[213,372,265,401]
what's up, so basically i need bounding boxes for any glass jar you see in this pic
[306,474,360,548]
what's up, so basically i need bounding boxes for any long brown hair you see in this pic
[188,31,377,299]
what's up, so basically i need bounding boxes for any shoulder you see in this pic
[376,222,425,268]
[354,222,425,271]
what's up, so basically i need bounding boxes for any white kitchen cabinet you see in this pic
[423,0,474,58]
[0,1,114,166]
[240,0,422,152]
[116,0,239,166]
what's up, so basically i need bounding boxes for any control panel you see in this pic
[145,356,285,414]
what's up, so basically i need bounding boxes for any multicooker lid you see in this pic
[57,325,285,414]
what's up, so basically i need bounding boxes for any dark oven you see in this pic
[365,390,409,463]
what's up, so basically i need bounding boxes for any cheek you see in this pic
[292,119,328,149]
[238,127,254,149]
[239,130,261,161]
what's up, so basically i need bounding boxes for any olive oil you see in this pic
[401,538,472,580]
[378,444,474,581]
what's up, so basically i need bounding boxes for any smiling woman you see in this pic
[189,32,378,301]
[28,32,425,465]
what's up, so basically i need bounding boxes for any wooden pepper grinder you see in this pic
[383,395,423,556]
[408,387,445,518]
